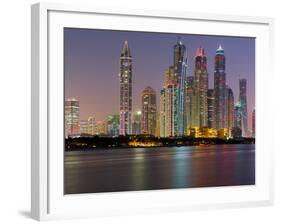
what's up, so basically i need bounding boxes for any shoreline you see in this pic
[65,142,255,152]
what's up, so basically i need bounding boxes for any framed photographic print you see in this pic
[31,2,274,221]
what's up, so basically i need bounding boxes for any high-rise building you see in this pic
[80,120,89,135]
[95,121,107,135]
[107,114,119,136]
[173,39,188,135]
[239,78,248,137]
[163,66,176,137]
[119,40,132,136]
[141,87,157,136]
[156,111,161,137]
[186,76,195,129]
[141,86,157,136]
[207,89,215,128]
[234,102,242,129]
[87,116,95,135]
[65,98,80,138]
[227,87,234,136]
[80,116,96,136]
[252,109,255,138]
[132,110,142,135]
[160,88,166,137]
[214,45,226,130]
[194,47,208,128]
[159,40,187,137]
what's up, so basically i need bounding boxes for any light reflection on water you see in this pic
[64,144,255,194]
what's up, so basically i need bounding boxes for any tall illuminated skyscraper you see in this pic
[227,87,234,136]
[239,79,249,137]
[160,88,166,137]
[207,89,215,128]
[65,98,80,138]
[239,78,248,137]
[163,66,175,137]
[186,76,195,129]
[234,102,242,129]
[141,87,157,136]
[173,39,188,136]
[232,102,242,138]
[194,47,208,127]
[214,45,226,130]
[119,40,132,136]
[159,40,187,137]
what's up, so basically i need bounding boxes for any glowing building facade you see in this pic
[194,47,208,128]
[159,40,188,137]
[207,89,215,128]
[132,110,142,135]
[141,87,157,135]
[185,76,195,129]
[214,45,227,130]
[239,78,248,137]
[227,87,234,136]
[107,114,120,136]
[119,40,132,135]
[80,116,95,136]
[65,98,80,138]
[252,109,255,138]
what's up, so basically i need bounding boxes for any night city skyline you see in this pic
[64,28,255,131]
[64,27,256,194]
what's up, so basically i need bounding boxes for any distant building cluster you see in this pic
[65,39,255,139]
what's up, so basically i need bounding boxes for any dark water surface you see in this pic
[64,144,255,194]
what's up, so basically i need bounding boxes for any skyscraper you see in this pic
[234,102,242,129]
[252,109,255,138]
[232,102,242,139]
[132,110,142,135]
[163,66,175,137]
[87,116,95,135]
[194,47,208,127]
[107,114,120,136]
[159,40,187,137]
[141,87,157,136]
[214,45,226,130]
[239,78,248,137]
[65,98,80,138]
[80,116,95,136]
[207,89,215,128]
[119,40,132,136]
[173,39,188,136]
[227,87,234,136]
[160,88,166,137]
[186,76,195,129]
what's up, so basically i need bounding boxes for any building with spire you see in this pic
[214,45,227,130]
[159,39,188,137]
[119,40,133,135]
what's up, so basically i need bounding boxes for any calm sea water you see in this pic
[64,144,255,194]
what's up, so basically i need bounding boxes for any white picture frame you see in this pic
[31,2,274,221]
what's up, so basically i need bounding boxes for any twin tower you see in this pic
[119,39,232,137]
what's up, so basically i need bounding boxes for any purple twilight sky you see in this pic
[64,28,255,126]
